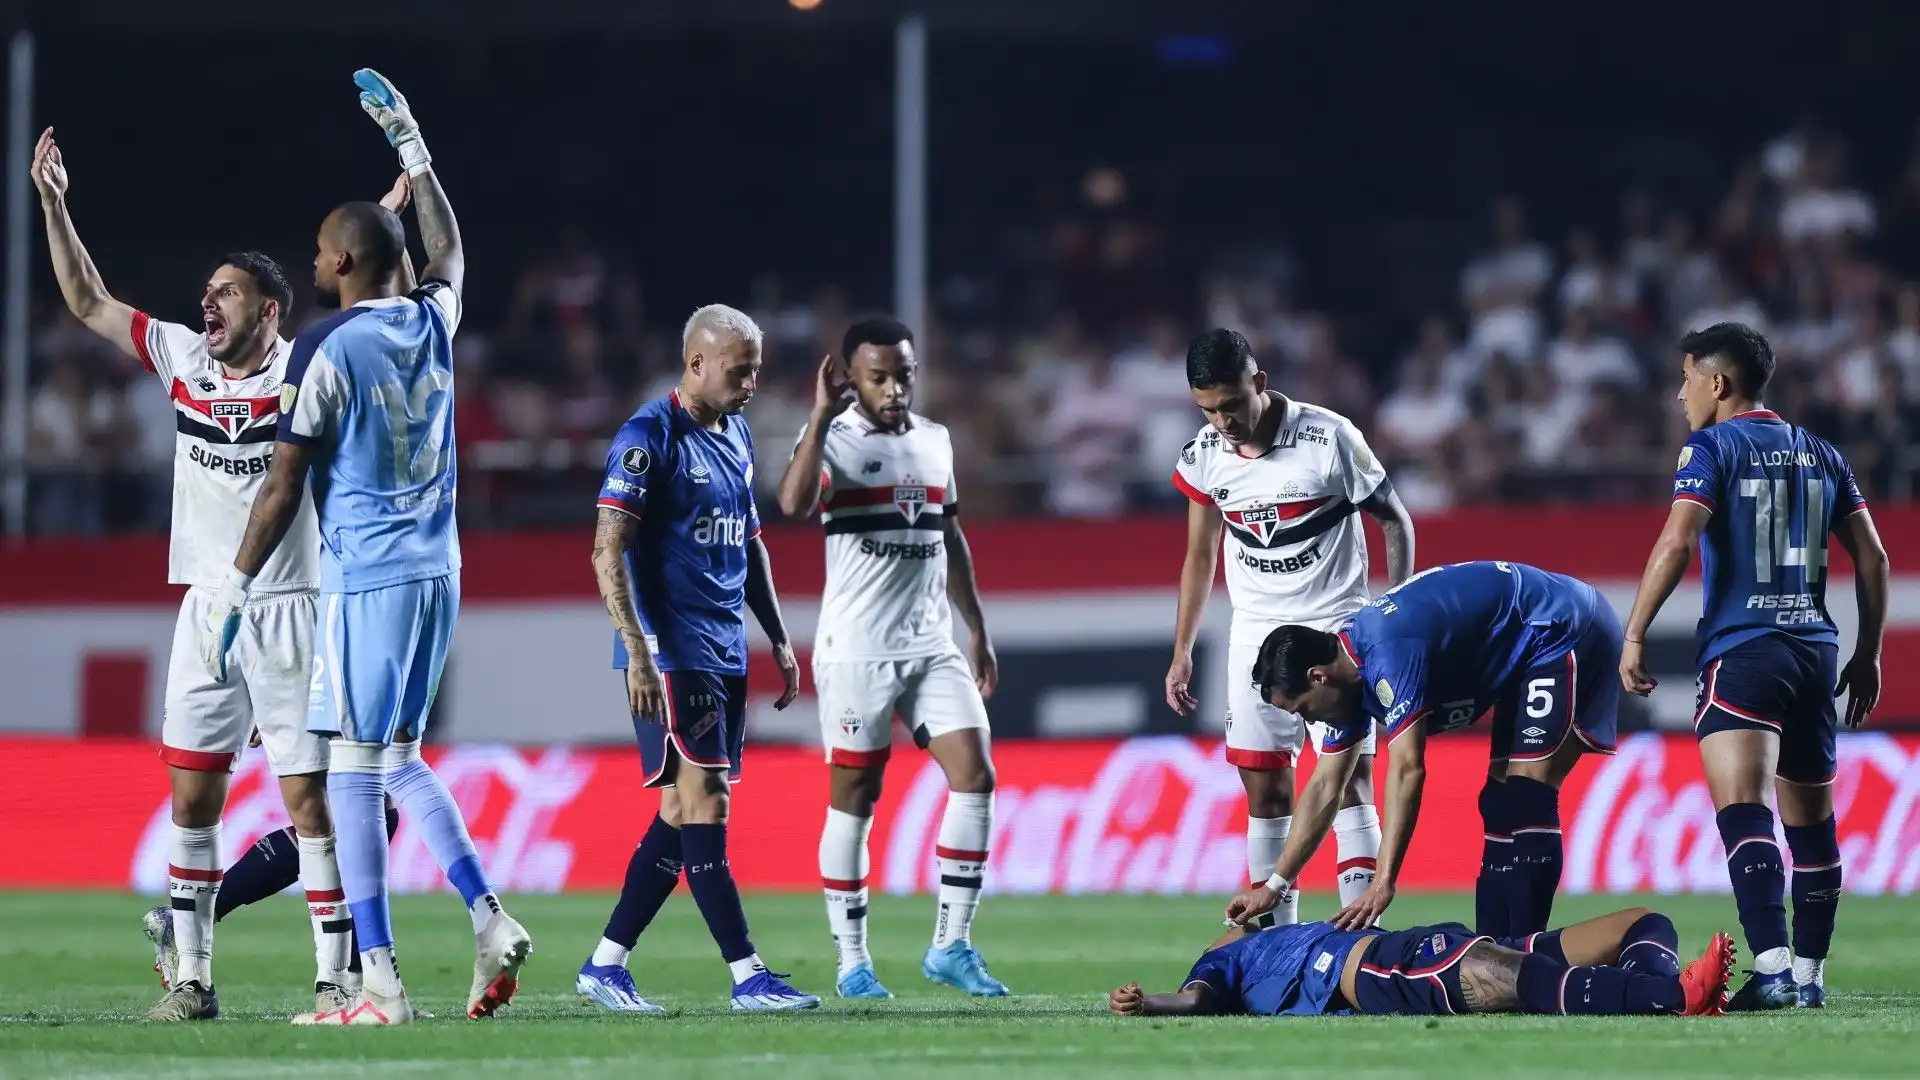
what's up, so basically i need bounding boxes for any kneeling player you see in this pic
[775,319,1008,999]
[1109,907,1734,1018]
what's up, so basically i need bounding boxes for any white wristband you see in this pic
[396,133,432,178]
[1265,872,1294,897]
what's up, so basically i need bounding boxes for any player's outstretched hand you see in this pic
[1108,983,1145,1016]
[1330,881,1395,930]
[379,172,412,214]
[627,659,668,723]
[1165,652,1199,716]
[772,641,801,710]
[811,354,853,418]
[971,634,999,698]
[1835,651,1881,729]
[1618,639,1656,696]
[1226,883,1277,926]
[30,127,67,203]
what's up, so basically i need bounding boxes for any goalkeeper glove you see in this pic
[354,68,432,177]
[199,567,252,683]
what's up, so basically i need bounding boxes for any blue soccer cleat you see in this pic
[835,965,894,1000]
[1726,968,1799,1011]
[1797,981,1826,1008]
[922,942,1011,997]
[575,962,666,1013]
[730,969,821,1011]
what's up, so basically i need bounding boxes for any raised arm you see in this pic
[31,129,138,355]
[777,356,850,518]
[1360,479,1417,586]
[355,69,461,292]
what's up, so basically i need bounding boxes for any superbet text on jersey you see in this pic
[1171,398,1387,643]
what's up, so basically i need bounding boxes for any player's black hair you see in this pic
[1251,625,1340,698]
[1679,322,1775,399]
[1186,328,1257,389]
[216,251,293,318]
[841,316,915,363]
[331,200,407,282]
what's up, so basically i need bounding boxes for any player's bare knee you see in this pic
[1698,729,1777,807]
[943,756,995,795]
[829,764,886,817]
[1239,767,1294,819]
[657,785,686,827]
[928,730,994,794]
[278,772,333,836]
[169,768,227,828]
[1774,777,1834,827]
[676,766,731,824]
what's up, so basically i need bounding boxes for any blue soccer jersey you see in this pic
[1324,561,1606,750]
[1670,409,1866,667]
[279,282,463,593]
[597,391,761,675]
[1182,922,1370,1016]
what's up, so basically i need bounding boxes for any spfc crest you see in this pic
[1235,503,1282,544]
[894,483,928,524]
[211,400,257,439]
[839,708,863,738]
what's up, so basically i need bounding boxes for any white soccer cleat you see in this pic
[468,911,533,1019]
[292,986,414,1026]
[142,906,178,989]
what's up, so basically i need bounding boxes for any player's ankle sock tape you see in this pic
[1518,953,1681,1015]
[1716,803,1789,957]
[1782,816,1842,962]
[1619,912,1681,977]
[1500,777,1563,936]
[385,751,494,908]
[328,767,395,952]
[604,815,684,949]
[682,823,756,964]
[1475,780,1515,937]
[215,826,298,921]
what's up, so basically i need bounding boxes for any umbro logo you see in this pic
[1522,726,1547,740]
[690,464,711,485]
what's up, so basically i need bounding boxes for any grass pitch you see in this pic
[0,890,1911,1078]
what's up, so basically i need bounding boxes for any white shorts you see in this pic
[814,650,990,767]
[1225,638,1376,769]
[162,587,328,777]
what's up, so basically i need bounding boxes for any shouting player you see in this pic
[1166,329,1415,922]
[1230,560,1621,937]
[575,303,818,1013]
[1619,322,1888,1010]
[206,70,530,1025]
[1109,906,1734,1019]
[33,126,364,1021]
[773,318,1009,1000]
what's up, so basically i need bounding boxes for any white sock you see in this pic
[469,894,502,935]
[728,953,768,984]
[362,945,404,998]
[1754,946,1792,976]
[1792,956,1825,987]
[1332,804,1382,905]
[933,791,992,949]
[295,832,354,984]
[821,808,874,977]
[1247,816,1299,924]
[169,823,222,988]
[591,937,631,969]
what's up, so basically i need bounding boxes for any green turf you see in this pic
[0,890,1911,1078]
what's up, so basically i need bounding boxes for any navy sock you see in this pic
[1716,803,1789,960]
[1503,776,1563,936]
[1782,816,1842,962]
[1475,780,1513,938]
[603,815,684,950]
[1516,953,1683,1015]
[682,822,755,965]
[216,827,298,921]
[1514,929,1566,965]
[1619,912,1681,977]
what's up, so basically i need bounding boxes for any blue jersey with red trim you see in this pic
[1670,410,1864,667]
[1182,921,1369,1016]
[1323,561,1603,750]
[596,392,761,674]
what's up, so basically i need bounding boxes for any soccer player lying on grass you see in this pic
[1108,907,1734,1018]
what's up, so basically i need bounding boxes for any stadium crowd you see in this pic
[21,118,1920,533]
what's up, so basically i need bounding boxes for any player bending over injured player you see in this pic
[1109,907,1735,1019]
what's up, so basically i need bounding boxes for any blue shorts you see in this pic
[1351,922,1489,1016]
[632,670,747,788]
[1695,636,1839,785]
[307,575,459,746]
[1492,606,1622,765]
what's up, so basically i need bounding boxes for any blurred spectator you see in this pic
[1546,306,1641,390]
[1779,141,1876,247]
[1039,353,1142,518]
[1461,197,1552,362]
[1375,349,1467,462]
[28,359,112,535]
[502,224,644,376]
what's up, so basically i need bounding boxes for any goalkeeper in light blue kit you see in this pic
[203,70,530,1026]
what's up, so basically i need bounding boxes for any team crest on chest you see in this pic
[894,477,928,524]
[1231,503,1283,544]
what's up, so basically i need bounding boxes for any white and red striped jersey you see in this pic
[804,409,959,662]
[1171,395,1386,645]
[131,311,320,594]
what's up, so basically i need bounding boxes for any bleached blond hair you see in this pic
[682,303,763,355]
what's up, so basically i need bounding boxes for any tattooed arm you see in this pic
[411,166,464,295]
[1360,478,1416,587]
[593,507,666,721]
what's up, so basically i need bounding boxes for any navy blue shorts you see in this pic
[1351,922,1490,1016]
[628,670,747,788]
[1491,608,1622,765]
[1695,636,1839,785]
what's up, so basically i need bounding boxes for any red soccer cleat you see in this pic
[1679,931,1737,1016]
